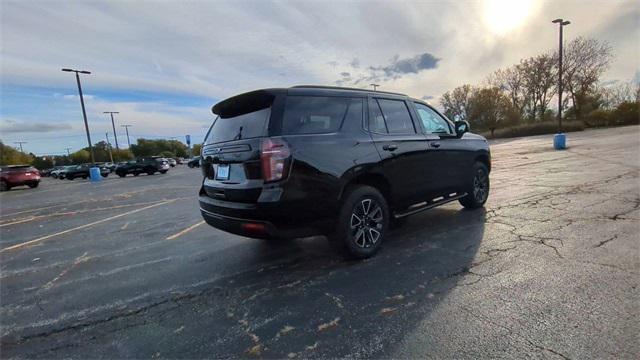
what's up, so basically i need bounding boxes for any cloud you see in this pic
[374,52,440,77]
[421,95,434,100]
[0,120,73,134]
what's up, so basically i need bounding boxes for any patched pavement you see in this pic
[1,126,638,358]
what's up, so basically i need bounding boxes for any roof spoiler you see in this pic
[212,90,275,118]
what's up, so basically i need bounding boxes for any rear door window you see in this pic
[369,98,416,134]
[206,107,270,145]
[282,96,357,134]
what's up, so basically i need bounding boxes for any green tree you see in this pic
[440,84,473,121]
[0,141,32,165]
[130,139,188,158]
[192,143,203,157]
[70,149,90,164]
[468,87,517,136]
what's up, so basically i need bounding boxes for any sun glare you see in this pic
[484,0,533,35]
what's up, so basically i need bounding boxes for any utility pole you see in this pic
[65,147,72,157]
[62,68,95,163]
[121,124,133,147]
[104,111,120,150]
[370,83,380,91]
[552,18,570,133]
[14,141,27,153]
[105,132,114,163]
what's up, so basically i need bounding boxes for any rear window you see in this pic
[282,96,357,135]
[205,107,270,145]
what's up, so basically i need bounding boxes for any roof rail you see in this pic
[291,85,406,97]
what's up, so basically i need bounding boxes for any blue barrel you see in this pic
[553,133,566,150]
[89,167,102,182]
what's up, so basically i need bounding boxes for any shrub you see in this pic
[585,109,612,127]
[611,101,640,126]
[484,120,584,139]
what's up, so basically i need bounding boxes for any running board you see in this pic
[393,192,468,219]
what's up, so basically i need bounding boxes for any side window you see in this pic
[340,98,364,132]
[376,99,416,134]
[414,103,453,135]
[368,99,387,133]
[282,96,357,134]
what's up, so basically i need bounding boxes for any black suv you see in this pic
[64,164,110,180]
[199,86,491,258]
[115,157,170,177]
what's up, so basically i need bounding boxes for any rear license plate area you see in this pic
[216,164,230,180]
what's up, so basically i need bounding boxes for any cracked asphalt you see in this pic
[1,125,638,359]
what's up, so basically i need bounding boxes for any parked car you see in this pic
[167,158,177,167]
[1,165,41,191]
[115,157,170,177]
[64,164,110,180]
[187,156,201,168]
[104,162,117,172]
[53,165,75,179]
[39,168,54,177]
[198,86,491,259]
[177,157,187,165]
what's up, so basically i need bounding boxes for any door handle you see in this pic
[382,144,398,151]
[431,142,441,148]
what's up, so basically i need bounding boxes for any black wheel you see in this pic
[67,174,75,180]
[102,173,108,178]
[0,180,9,192]
[330,185,389,259]
[118,173,126,178]
[147,171,155,176]
[28,182,39,188]
[52,174,58,179]
[159,170,167,174]
[133,172,139,177]
[459,162,490,209]
[82,175,88,179]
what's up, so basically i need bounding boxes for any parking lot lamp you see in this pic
[552,19,570,143]
[62,68,95,162]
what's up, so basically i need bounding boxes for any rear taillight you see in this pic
[261,137,291,182]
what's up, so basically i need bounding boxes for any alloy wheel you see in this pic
[350,198,384,248]
[473,168,489,203]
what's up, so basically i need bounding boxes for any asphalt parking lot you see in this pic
[1,125,638,359]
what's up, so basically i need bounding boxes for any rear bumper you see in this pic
[198,193,330,239]
[5,176,40,186]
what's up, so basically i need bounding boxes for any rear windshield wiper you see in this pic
[233,126,244,140]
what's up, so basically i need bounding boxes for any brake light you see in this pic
[261,137,290,182]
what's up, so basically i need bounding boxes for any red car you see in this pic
[0,165,41,191]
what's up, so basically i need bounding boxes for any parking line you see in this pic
[166,220,205,240]
[0,199,178,253]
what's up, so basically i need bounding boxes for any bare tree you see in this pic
[562,36,614,118]
[599,81,636,110]
[440,84,474,121]
[487,65,527,117]
[519,53,557,121]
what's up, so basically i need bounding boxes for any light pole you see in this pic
[121,124,133,147]
[105,132,114,163]
[14,141,27,153]
[62,68,95,163]
[104,111,120,150]
[552,18,570,133]
[370,83,380,91]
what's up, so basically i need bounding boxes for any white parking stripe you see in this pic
[0,199,178,253]
[166,220,205,240]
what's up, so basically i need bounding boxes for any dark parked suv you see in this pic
[115,157,170,177]
[199,86,491,258]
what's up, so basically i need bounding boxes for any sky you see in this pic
[1,0,638,155]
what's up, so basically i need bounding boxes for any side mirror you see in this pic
[455,120,470,138]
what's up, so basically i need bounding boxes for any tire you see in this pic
[160,170,167,174]
[133,172,139,177]
[67,174,75,180]
[0,180,9,192]
[330,185,389,259]
[28,182,39,188]
[459,162,490,209]
[118,173,126,178]
[82,176,88,179]
[52,174,58,179]
[102,173,108,178]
